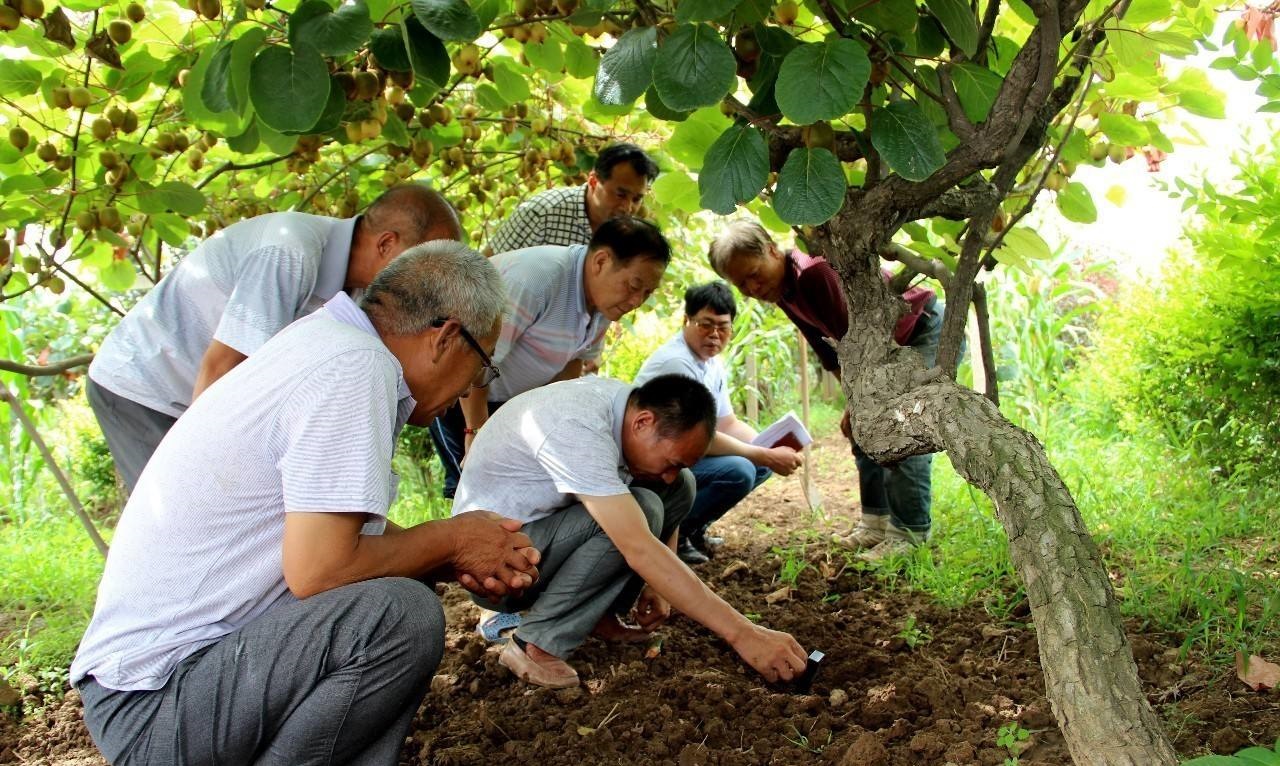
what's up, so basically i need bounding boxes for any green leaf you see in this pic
[1097,112,1146,145]
[773,148,845,225]
[652,23,736,112]
[950,63,1002,123]
[1165,68,1226,119]
[1145,30,1197,57]
[226,119,261,153]
[1123,0,1172,26]
[1107,22,1158,75]
[151,213,193,248]
[290,0,373,57]
[473,82,506,112]
[99,259,137,292]
[0,61,43,97]
[651,170,701,213]
[201,42,236,114]
[249,43,331,134]
[851,0,916,35]
[526,39,566,74]
[645,86,693,121]
[138,181,207,216]
[1056,181,1097,223]
[230,28,268,114]
[1000,227,1052,274]
[410,0,481,41]
[370,25,411,70]
[925,0,978,56]
[1235,747,1280,766]
[308,79,347,133]
[405,18,450,87]
[594,26,656,105]
[382,111,411,147]
[494,59,531,103]
[675,0,741,23]
[667,106,732,168]
[564,38,598,79]
[776,37,870,125]
[698,123,769,214]
[870,101,945,181]
[1179,758,1249,766]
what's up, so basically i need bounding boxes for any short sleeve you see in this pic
[534,418,630,498]
[214,245,318,356]
[275,349,399,516]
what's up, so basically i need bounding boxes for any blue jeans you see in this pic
[683,455,771,537]
[850,298,952,535]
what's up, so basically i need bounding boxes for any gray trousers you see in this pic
[77,578,445,766]
[86,378,178,493]
[477,470,695,658]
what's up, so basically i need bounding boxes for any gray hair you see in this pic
[359,240,506,337]
[707,220,777,277]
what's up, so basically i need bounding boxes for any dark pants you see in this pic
[850,298,949,535]
[683,456,771,538]
[475,471,695,658]
[86,378,178,493]
[428,398,503,499]
[78,578,445,766]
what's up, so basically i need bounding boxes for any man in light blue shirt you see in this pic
[430,216,672,497]
[635,282,802,564]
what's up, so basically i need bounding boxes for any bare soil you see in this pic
[3,435,1277,765]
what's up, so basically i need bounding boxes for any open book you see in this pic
[750,411,813,452]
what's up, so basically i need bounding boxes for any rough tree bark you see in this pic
[780,0,1180,763]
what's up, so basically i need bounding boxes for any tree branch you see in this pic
[882,243,953,289]
[196,153,295,191]
[972,282,998,405]
[917,183,1001,220]
[0,353,94,376]
[974,0,1003,66]
[937,65,977,139]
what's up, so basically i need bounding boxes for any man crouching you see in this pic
[453,373,807,689]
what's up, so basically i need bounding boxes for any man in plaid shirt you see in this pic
[486,143,659,255]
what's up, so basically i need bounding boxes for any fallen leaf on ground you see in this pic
[644,637,663,659]
[1236,652,1280,691]
[765,585,792,605]
[720,560,749,578]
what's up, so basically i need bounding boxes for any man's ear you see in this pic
[589,246,613,274]
[587,169,600,190]
[428,319,462,363]
[631,408,656,435]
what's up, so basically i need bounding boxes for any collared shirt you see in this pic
[778,250,936,372]
[487,185,592,255]
[89,212,358,418]
[452,377,633,524]
[634,332,733,419]
[486,244,609,402]
[71,293,413,692]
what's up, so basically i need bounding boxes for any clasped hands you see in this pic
[446,510,541,599]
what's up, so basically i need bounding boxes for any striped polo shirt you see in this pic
[71,293,414,691]
[487,244,608,402]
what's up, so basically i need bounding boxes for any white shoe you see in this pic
[856,525,929,563]
[840,513,888,549]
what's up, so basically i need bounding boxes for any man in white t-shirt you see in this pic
[453,374,808,690]
[635,282,803,565]
[72,241,540,766]
[86,184,462,491]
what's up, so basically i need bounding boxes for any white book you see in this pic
[750,411,813,451]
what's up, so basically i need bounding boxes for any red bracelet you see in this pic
[463,426,478,435]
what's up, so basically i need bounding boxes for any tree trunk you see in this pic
[810,212,1177,764]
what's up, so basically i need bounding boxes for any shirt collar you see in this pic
[321,293,417,428]
[316,216,359,299]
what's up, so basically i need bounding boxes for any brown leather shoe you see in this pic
[498,640,579,689]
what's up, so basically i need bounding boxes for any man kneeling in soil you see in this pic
[71,241,541,765]
[453,373,808,688]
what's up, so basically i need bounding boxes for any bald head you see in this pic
[364,184,463,244]
[346,184,464,291]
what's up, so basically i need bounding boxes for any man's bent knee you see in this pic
[349,578,446,675]
[630,487,666,536]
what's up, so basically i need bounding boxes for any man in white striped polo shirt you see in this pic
[71,241,540,766]
[430,216,672,499]
[87,184,461,492]
[453,374,809,689]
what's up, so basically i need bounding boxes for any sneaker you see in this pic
[476,609,521,643]
[856,525,929,564]
[677,538,709,565]
[498,640,579,689]
[840,513,888,549]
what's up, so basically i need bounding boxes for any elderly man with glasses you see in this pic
[634,282,802,564]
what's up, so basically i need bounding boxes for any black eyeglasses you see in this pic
[433,318,500,388]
